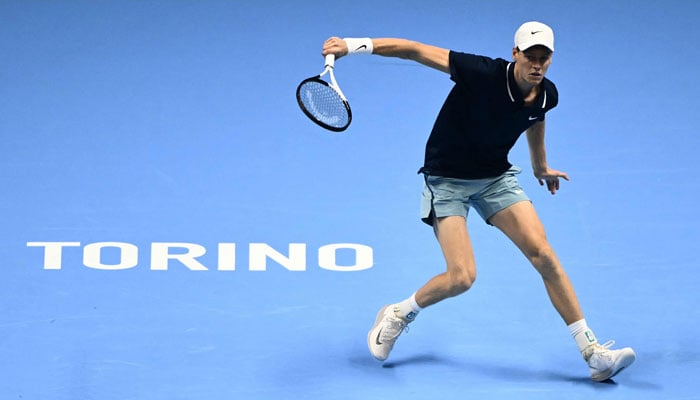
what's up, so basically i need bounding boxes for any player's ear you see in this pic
[512,47,519,60]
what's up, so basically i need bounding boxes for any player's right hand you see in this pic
[322,37,348,59]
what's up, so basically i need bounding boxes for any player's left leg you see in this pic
[489,200,635,381]
[488,200,582,324]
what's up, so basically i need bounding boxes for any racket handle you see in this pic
[324,54,336,68]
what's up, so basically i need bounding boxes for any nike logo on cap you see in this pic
[530,30,542,35]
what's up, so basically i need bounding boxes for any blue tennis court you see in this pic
[2,1,698,399]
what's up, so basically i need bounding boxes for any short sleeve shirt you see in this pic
[420,51,558,179]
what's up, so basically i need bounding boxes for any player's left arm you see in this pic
[526,120,570,195]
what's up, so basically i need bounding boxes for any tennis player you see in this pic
[321,21,635,382]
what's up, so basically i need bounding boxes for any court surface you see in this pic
[2,1,699,399]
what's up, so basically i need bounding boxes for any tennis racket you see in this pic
[296,54,352,132]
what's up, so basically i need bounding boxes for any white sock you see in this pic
[568,319,598,353]
[393,292,422,322]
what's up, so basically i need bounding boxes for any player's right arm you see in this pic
[322,37,450,74]
[372,38,450,73]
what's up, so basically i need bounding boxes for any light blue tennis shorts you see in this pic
[420,166,530,226]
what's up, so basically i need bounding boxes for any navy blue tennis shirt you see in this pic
[419,51,558,179]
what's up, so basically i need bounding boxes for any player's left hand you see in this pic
[534,168,569,195]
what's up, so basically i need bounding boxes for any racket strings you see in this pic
[298,81,349,129]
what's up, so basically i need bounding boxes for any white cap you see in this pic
[514,21,554,52]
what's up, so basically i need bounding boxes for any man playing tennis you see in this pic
[321,21,635,382]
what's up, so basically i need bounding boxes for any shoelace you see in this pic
[587,340,618,366]
[381,317,409,342]
[588,340,615,352]
[584,340,616,362]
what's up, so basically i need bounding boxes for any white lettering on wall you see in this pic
[318,243,373,272]
[83,242,138,270]
[26,241,374,272]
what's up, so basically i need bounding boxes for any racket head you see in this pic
[296,76,352,132]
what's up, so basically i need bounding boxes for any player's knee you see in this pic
[447,267,476,296]
[528,245,559,276]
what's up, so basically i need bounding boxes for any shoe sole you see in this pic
[591,349,636,382]
[367,305,390,361]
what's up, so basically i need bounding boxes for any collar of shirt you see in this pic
[505,62,548,110]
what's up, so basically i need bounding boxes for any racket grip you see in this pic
[324,54,336,68]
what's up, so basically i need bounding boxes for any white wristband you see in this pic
[344,37,373,55]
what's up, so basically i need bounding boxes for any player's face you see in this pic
[512,46,552,85]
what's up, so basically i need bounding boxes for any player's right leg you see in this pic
[368,215,477,361]
[368,175,480,361]
[416,215,477,307]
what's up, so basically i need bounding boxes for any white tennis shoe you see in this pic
[367,305,410,361]
[583,340,636,381]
